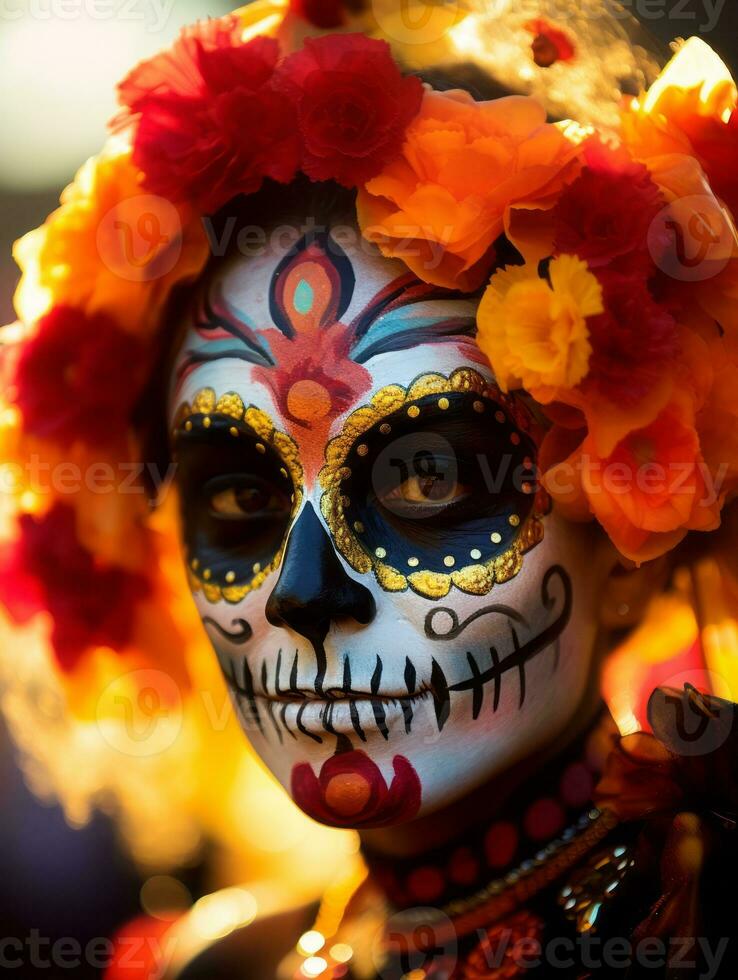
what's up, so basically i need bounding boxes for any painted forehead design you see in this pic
[176,231,479,425]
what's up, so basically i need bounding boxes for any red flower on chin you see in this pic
[13,306,146,449]
[291,750,422,828]
[0,504,149,671]
[275,34,424,187]
[118,19,299,214]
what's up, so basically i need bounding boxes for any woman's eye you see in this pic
[381,473,470,509]
[208,482,287,520]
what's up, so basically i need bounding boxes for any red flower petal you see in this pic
[585,271,679,407]
[275,34,423,187]
[552,146,665,277]
[289,0,345,29]
[0,504,149,670]
[13,306,147,449]
[118,22,299,213]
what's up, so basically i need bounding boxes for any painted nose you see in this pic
[265,502,376,648]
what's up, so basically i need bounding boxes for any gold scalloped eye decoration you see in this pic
[318,368,545,600]
[174,387,304,604]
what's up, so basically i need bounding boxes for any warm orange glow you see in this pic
[643,37,736,118]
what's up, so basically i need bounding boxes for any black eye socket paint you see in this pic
[173,411,296,595]
[341,390,538,577]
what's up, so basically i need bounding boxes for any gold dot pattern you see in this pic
[318,369,544,600]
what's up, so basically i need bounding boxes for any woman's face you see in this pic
[168,214,610,829]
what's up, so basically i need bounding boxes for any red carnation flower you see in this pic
[552,149,665,277]
[290,0,345,28]
[13,306,146,449]
[275,34,423,187]
[118,19,299,214]
[291,750,422,828]
[584,271,678,407]
[0,504,149,670]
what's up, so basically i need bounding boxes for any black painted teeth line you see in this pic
[314,640,327,697]
[296,701,323,743]
[447,565,572,712]
[400,656,417,734]
[223,566,571,745]
[321,701,338,738]
[510,627,527,708]
[404,658,417,694]
[280,700,296,740]
[466,651,484,719]
[275,650,285,697]
[265,697,284,743]
[226,658,263,736]
[431,658,451,731]
[371,656,382,694]
[370,655,389,740]
[275,649,298,739]
[489,644,502,711]
[350,700,367,742]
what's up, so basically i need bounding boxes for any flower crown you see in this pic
[1,0,737,680]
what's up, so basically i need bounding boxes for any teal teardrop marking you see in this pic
[293,279,314,315]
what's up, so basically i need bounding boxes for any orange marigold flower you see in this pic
[476,255,603,396]
[357,88,581,291]
[12,146,209,336]
[542,395,722,563]
[622,38,738,217]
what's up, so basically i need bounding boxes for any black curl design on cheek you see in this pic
[203,617,253,644]
[425,603,529,640]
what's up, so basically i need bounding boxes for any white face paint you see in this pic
[168,215,608,830]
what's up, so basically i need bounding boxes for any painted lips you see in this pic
[291,749,422,828]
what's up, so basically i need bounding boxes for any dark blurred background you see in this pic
[1,1,737,977]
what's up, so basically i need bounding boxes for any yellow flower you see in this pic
[476,255,603,396]
[13,142,209,336]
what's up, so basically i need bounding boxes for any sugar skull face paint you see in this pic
[169,210,611,828]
